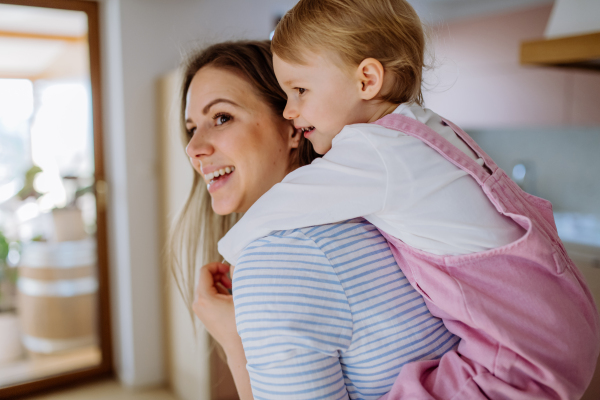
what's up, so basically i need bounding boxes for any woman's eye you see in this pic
[214,113,232,126]
[297,88,306,95]
[186,127,196,139]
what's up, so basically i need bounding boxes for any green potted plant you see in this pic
[0,231,22,364]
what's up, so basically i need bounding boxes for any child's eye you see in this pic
[297,88,306,95]
[214,113,232,126]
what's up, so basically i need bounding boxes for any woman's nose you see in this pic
[186,130,213,159]
[283,101,299,120]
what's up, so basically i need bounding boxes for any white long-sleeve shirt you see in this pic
[219,104,523,265]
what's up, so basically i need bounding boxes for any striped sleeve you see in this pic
[233,231,351,400]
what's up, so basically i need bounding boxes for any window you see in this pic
[0,0,111,397]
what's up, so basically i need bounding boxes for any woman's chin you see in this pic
[210,195,243,216]
[211,201,235,216]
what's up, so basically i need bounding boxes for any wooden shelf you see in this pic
[520,31,600,70]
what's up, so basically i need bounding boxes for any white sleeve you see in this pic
[218,127,388,265]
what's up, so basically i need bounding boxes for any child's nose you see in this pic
[283,102,299,120]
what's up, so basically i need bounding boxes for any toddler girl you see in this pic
[219,0,600,398]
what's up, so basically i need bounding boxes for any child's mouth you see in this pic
[301,126,315,138]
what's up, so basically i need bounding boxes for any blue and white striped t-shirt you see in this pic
[233,218,459,400]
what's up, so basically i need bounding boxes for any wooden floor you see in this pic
[25,379,177,400]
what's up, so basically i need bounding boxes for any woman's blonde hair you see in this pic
[271,0,426,105]
[169,40,319,312]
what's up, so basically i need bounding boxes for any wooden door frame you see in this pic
[0,0,112,397]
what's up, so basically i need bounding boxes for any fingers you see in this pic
[209,262,233,289]
[196,262,232,297]
[205,261,231,275]
[215,281,230,295]
[219,273,232,289]
[221,264,235,289]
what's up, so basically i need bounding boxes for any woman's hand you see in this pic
[193,262,238,349]
[193,262,253,399]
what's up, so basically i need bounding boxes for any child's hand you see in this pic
[193,262,239,351]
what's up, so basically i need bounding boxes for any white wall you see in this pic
[100,0,210,388]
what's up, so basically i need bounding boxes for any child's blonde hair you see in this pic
[272,0,426,105]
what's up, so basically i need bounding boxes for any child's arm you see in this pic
[219,127,388,265]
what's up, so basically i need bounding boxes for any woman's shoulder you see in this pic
[238,218,382,261]
[231,220,366,350]
[233,218,389,290]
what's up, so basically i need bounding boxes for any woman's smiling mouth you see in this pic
[204,166,235,193]
[205,166,235,182]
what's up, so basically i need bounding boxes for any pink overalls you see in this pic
[374,114,600,400]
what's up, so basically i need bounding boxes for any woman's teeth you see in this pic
[206,166,235,181]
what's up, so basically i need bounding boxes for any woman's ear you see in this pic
[355,58,385,101]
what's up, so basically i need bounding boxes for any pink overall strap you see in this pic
[374,113,495,187]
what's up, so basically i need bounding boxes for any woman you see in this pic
[171,41,458,400]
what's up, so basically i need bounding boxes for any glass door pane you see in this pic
[0,2,106,390]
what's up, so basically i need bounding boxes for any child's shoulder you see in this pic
[329,122,416,163]
[334,122,410,150]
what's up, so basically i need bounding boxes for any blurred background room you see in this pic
[0,0,598,399]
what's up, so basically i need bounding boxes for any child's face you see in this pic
[273,52,367,154]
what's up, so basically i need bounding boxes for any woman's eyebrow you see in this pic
[202,98,239,114]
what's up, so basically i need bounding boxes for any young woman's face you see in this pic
[185,66,299,215]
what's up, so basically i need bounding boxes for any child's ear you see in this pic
[355,58,385,100]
